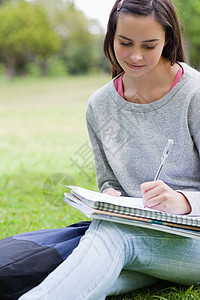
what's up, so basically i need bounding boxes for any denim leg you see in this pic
[108,270,159,296]
[19,220,200,300]
[124,226,200,286]
[19,220,129,300]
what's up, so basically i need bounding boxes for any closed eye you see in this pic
[143,44,157,49]
[120,42,133,47]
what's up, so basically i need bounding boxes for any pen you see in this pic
[154,139,174,181]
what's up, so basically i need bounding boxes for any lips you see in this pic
[126,62,145,69]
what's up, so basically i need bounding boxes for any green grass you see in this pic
[0,74,106,237]
[0,74,199,299]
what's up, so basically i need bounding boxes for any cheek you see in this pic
[114,43,127,61]
[146,49,163,64]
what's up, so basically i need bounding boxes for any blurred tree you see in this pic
[0,0,60,78]
[0,0,5,6]
[0,0,108,77]
[175,0,200,68]
[92,32,110,73]
[51,2,103,74]
[33,0,107,74]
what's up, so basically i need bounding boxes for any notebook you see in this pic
[64,186,200,239]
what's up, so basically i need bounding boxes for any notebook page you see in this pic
[69,186,146,209]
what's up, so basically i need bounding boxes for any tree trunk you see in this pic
[5,57,16,80]
[39,60,48,76]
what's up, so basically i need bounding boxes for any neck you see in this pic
[123,59,180,104]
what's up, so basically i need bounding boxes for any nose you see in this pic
[129,47,143,61]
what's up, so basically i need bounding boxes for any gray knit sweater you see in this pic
[86,63,200,215]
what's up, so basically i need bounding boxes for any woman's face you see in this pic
[114,14,166,78]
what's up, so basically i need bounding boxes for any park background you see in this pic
[0,0,200,299]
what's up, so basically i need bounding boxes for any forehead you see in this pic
[115,13,165,40]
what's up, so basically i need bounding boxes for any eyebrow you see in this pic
[117,35,160,43]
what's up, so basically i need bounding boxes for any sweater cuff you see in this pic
[178,191,200,216]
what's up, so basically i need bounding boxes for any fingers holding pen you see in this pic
[141,180,165,208]
[140,180,191,214]
[140,180,178,213]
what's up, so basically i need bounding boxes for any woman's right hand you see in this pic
[104,188,121,197]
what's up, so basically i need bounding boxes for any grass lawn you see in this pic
[0,74,199,299]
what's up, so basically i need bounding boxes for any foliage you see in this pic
[175,0,200,68]
[0,0,60,78]
[50,2,105,74]
[0,0,107,78]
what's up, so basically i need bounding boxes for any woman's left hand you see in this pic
[140,180,191,215]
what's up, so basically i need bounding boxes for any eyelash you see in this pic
[144,45,156,50]
[120,42,156,50]
[120,42,132,47]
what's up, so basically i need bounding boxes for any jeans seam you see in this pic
[123,236,136,268]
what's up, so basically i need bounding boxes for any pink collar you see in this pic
[114,67,183,99]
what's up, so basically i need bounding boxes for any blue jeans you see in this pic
[19,220,200,300]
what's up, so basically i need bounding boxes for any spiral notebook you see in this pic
[64,186,200,239]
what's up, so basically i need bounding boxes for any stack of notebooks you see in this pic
[64,186,200,240]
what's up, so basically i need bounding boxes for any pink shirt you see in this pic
[114,67,183,99]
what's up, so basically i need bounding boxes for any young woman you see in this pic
[20,0,200,299]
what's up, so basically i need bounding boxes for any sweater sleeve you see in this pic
[180,192,200,216]
[86,102,127,195]
[181,92,200,215]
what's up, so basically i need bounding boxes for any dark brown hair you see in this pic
[103,0,187,78]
